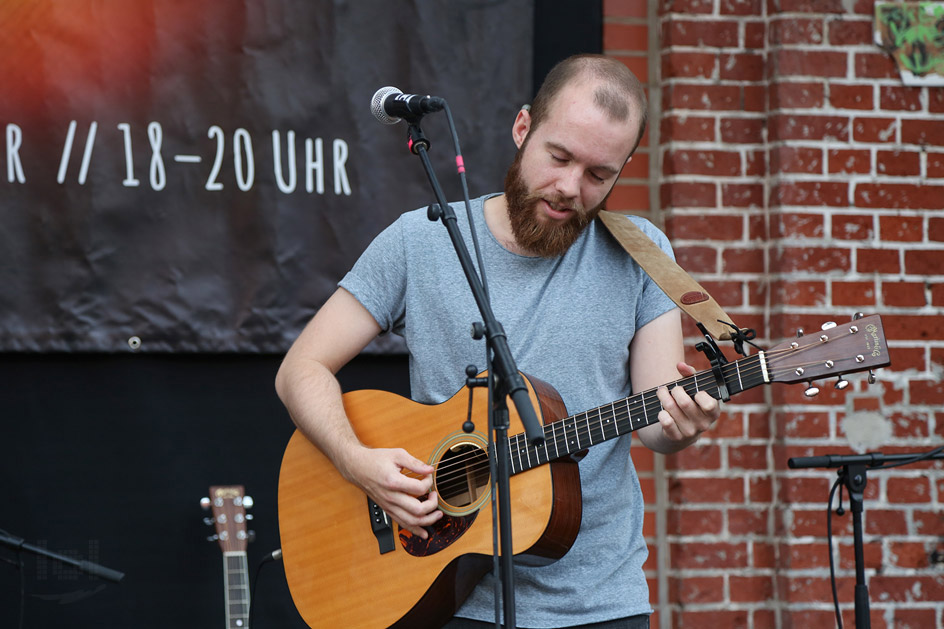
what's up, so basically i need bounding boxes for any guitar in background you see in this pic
[202,485,254,629]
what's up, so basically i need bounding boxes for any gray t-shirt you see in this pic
[340,193,676,627]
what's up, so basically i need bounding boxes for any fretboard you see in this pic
[223,551,250,628]
[507,352,768,474]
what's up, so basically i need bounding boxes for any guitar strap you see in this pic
[598,210,741,342]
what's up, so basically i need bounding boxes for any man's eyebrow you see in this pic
[546,141,621,177]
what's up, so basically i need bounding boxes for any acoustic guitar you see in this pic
[278,316,890,628]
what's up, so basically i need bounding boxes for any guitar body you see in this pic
[278,373,581,629]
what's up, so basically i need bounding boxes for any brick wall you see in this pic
[604,0,944,627]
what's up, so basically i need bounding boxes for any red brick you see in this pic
[853,117,897,142]
[775,410,830,438]
[662,19,740,47]
[721,117,764,144]
[879,85,923,112]
[664,149,742,177]
[668,477,744,503]
[730,575,774,602]
[720,52,765,81]
[666,509,723,535]
[832,214,874,240]
[932,89,944,113]
[662,51,716,79]
[883,314,944,342]
[827,17,873,45]
[745,149,765,176]
[744,21,765,48]
[666,443,722,470]
[906,249,944,274]
[675,245,718,272]
[604,0,649,18]
[663,84,742,111]
[883,282,927,307]
[778,476,831,503]
[832,280,877,306]
[829,83,873,110]
[773,49,847,77]
[607,184,650,211]
[782,542,831,569]
[876,150,921,176]
[772,280,827,306]
[856,248,900,274]
[855,183,944,210]
[774,246,851,273]
[928,152,944,177]
[729,444,769,470]
[675,610,750,628]
[774,0,845,12]
[659,0,713,13]
[893,609,939,629]
[662,115,715,142]
[771,211,825,238]
[674,575,725,604]
[603,23,648,52]
[620,151,649,178]
[879,215,924,242]
[770,82,826,109]
[749,475,772,503]
[901,119,944,146]
[854,51,899,79]
[771,181,848,207]
[665,214,744,240]
[827,148,871,174]
[780,576,854,604]
[743,85,767,111]
[769,17,824,44]
[914,509,944,535]
[931,217,944,241]
[670,541,749,569]
[723,247,765,273]
[865,508,908,535]
[721,0,762,14]
[661,182,715,208]
[722,183,764,208]
[888,411,930,438]
[729,507,767,535]
[770,145,822,174]
[909,379,944,404]
[869,575,944,602]
[611,54,649,83]
[771,114,849,141]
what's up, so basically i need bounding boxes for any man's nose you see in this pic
[555,166,581,201]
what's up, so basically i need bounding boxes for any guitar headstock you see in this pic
[202,485,252,553]
[764,315,891,387]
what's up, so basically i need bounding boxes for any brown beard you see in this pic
[503,147,605,258]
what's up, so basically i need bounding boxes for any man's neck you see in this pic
[483,193,530,256]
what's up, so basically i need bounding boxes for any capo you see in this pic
[695,322,731,402]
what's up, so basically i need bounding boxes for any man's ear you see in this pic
[512,107,531,149]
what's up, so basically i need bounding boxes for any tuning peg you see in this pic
[868,370,877,385]
[200,497,211,510]
[796,328,805,338]
[241,495,254,509]
[206,534,219,543]
[852,312,864,320]
[203,517,215,527]
[248,530,257,543]
[804,383,820,397]
[245,514,254,521]
[834,377,850,390]
[821,321,837,330]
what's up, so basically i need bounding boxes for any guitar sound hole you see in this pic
[436,442,490,512]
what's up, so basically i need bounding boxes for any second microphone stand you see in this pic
[401,116,545,628]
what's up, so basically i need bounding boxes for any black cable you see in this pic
[826,476,844,629]
[248,549,282,628]
[871,444,944,471]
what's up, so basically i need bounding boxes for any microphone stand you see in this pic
[788,449,944,629]
[0,529,125,583]
[401,115,545,628]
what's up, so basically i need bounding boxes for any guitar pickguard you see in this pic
[399,511,478,557]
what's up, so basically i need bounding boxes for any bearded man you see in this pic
[276,54,720,629]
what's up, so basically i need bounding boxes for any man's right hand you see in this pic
[338,445,444,539]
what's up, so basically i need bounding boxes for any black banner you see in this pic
[0,0,533,352]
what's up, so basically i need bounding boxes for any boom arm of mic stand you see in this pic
[406,123,544,446]
[0,531,125,583]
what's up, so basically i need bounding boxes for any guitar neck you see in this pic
[507,352,768,474]
[223,551,250,629]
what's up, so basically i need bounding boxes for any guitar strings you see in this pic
[410,338,864,490]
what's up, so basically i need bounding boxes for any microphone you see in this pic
[371,86,445,124]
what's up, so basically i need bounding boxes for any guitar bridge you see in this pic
[367,498,396,554]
